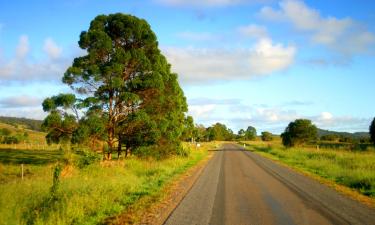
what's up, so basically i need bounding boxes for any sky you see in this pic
[0,0,374,134]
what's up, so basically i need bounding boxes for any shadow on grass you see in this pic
[0,148,62,165]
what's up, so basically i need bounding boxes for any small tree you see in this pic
[281,119,317,147]
[370,117,375,145]
[244,126,257,140]
[181,116,195,142]
[0,128,11,136]
[194,124,206,142]
[261,131,273,141]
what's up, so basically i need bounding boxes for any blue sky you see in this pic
[0,0,374,134]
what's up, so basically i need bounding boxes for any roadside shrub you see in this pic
[74,149,101,168]
[281,119,317,147]
[176,145,191,158]
[261,131,273,141]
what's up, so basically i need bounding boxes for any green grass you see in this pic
[244,141,375,198]
[0,143,211,225]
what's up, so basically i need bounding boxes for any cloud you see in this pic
[156,0,268,7]
[258,0,375,56]
[16,35,29,59]
[176,31,218,42]
[0,35,72,84]
[0,107,47,120]
[238,24,268,39]
[189,104,216,118]
[313,112,371,132]
[0,95,42,108]
[163,38,295,83]
[188,98,370,133]
[0,95,46,120]
[43,38,62,59]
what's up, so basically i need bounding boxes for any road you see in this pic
[164,143,375,225]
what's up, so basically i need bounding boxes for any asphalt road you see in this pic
[164,143,375,225]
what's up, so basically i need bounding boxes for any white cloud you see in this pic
[43,38,62,59]
[259,0,375,56]
[238,24,268,39]
[16,35,29,59]
[188,98,370,133]
[163,38,295,83]
[0,95,42,108]
[189,104,216,118]
[0,107,47,120]
[249,38,296,75]
[0,35,71,84]
[319,111,333,120]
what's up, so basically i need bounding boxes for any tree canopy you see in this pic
[42,13,187,159]
[370,117,375,145]
[206,123,234,141]
[261,131,273,141]
[281,119,317,147]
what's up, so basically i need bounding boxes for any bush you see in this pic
[281,119,317,147]
[2,135,20,144]
[261,131,273,141]
[176,145,191,158]
[74,150,101,168]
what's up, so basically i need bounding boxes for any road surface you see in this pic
[164,143,375,225]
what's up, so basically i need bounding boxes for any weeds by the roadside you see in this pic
[244,142,375,197]
[0,143,210,225]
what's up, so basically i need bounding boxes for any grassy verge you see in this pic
[241,141,375,201]
[0,143,213,225]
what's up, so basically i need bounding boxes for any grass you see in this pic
[0,142,213,225]
[242,140,375,199]
[0,122,60,151]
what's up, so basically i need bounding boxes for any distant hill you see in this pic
[317,128,369,139]
[0,116,42,131]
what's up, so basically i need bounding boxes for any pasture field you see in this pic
[0,138,214,225]
[242,140,375,202]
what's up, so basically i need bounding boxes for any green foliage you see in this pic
[0,128,29,144]
[194,124,207,142]
[281,119,318,147]
[0,116,42,131]
[320,134,339,141]
[74,149,101,168]
[176,145,191,157]
[0,128,11,136]
[42,111,78,145]
[119,111,160,155]
[41,13,187,158]
[370,117,375,145]
[72,112,106,145]
[181,116,195,141]
[0,148,208,224]
[244,126,257,140]
[206,123,234,141]
[261,131,273,141]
